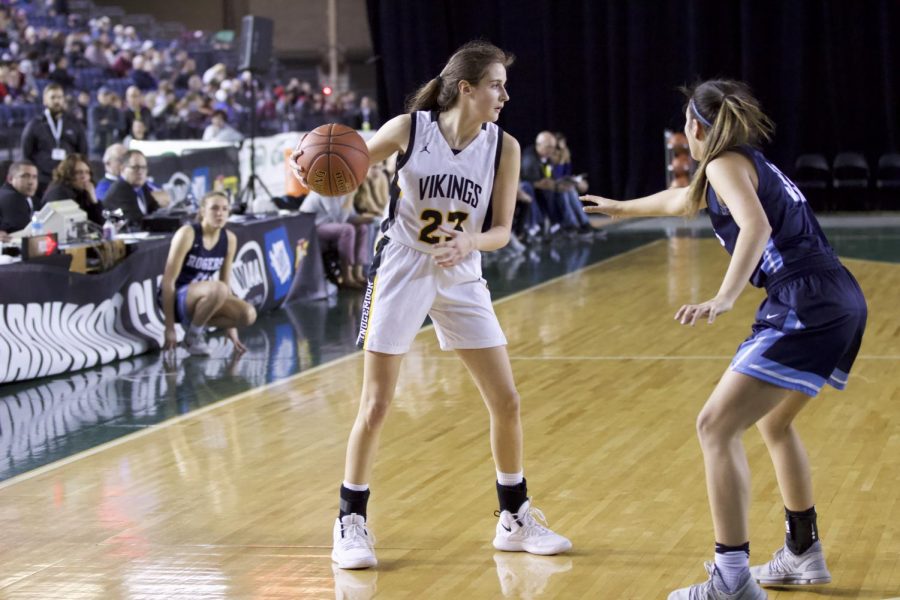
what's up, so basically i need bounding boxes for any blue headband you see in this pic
[689,99,713,128]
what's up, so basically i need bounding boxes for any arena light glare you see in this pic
[322,85,333,96]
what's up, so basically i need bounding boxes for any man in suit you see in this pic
[103,150,169,228]
[20,83,89,198]
[0,161,41,241]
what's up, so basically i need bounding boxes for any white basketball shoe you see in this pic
[492,499,572,555]
[750,541,831,585]
[668,562,767,600]
[332,514,377,569]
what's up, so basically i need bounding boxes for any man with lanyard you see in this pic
[20,83,88,199]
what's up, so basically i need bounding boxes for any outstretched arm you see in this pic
[581,186,692,218]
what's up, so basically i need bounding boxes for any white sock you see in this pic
[496,470,524,486]
[714,550,749,592]
[186,323,204,340]
[342,480,369,492]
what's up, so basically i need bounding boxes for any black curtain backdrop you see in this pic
[366,0,899,198]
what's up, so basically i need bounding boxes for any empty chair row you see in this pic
[795,152,900,190]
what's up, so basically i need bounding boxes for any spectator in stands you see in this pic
[173,57,197,89]
[95,143,127,201]
[123,85,153,138]
[42,153,103,224]
[130,54,157,91]
[2,64,33,104]
[521,131,567,236]
[353,162,389,219]
[47,55,75,89]
[201,109,243,143]
[0,160,40,240]
[89,86,123,157]
[153,89,183,139]
[84,38,112,69]
[20,82,88,197]
[352,95,380,131]
[104,149,166,228]
[123,118,148,146]
[110,49,134,78]
[0,7,12,49]
[301,190,374,288]
[552,132,595,237]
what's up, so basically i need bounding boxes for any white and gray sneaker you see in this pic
[183,333,211,356]
[750,541,831,585]
[492,499,572,555]
[332,514,377,569]
[669,562,767,599]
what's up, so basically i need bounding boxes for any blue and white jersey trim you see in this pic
[760,238,784,275]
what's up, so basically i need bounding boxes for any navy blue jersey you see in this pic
[174,223,228,288]
[706,147,839,288]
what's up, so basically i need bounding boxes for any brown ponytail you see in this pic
[406,41,514,113]
[682,80,775,215]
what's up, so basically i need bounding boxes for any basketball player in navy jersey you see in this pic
[583,80,866,599]
[160,191,257,356]
[292,41,571,570]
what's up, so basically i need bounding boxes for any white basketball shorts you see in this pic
[356,237,507,354]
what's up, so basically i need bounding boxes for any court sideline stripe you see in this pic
[0,239,663,491]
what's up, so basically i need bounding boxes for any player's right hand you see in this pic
[580,195,621,217]
[289,149,308,187]
[163,327,178,351]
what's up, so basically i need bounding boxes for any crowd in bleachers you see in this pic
[0,0,608,291]
[0,0,381,161]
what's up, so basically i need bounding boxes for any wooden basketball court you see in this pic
[1,238,897,599]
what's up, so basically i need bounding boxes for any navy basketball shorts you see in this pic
[155,284,192,324]
[729,266,867,396]
[356,238,507,354]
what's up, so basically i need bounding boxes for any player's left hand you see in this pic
[433,225,475,268]
[226,327,247,353]
[674,296,734,326]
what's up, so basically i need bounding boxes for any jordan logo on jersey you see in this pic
[417,173,482,208]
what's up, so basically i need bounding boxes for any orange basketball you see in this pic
[292,123,369,196]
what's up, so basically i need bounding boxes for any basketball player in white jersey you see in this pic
[293,41,571,570]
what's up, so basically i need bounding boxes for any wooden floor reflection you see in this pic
[1,239,898,599]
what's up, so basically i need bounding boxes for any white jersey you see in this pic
[382,110,503,254]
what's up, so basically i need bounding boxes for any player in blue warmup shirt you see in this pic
[583,80,867,600]
[159,191,257,356]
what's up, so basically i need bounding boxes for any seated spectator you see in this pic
[104,149,167,228]
[520,130,590,238]
[159,191,256,355]
[552,132,594,237]
[41,153,103,224]
[130,55,158,91]
[95,143,127,201]
[123,118,149,146]
[353,162,389,219]
[47,55,75,90]
[300,190,374,288]
[0,161,40,240]
[89,87,123,157]
[202,109,243,143]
